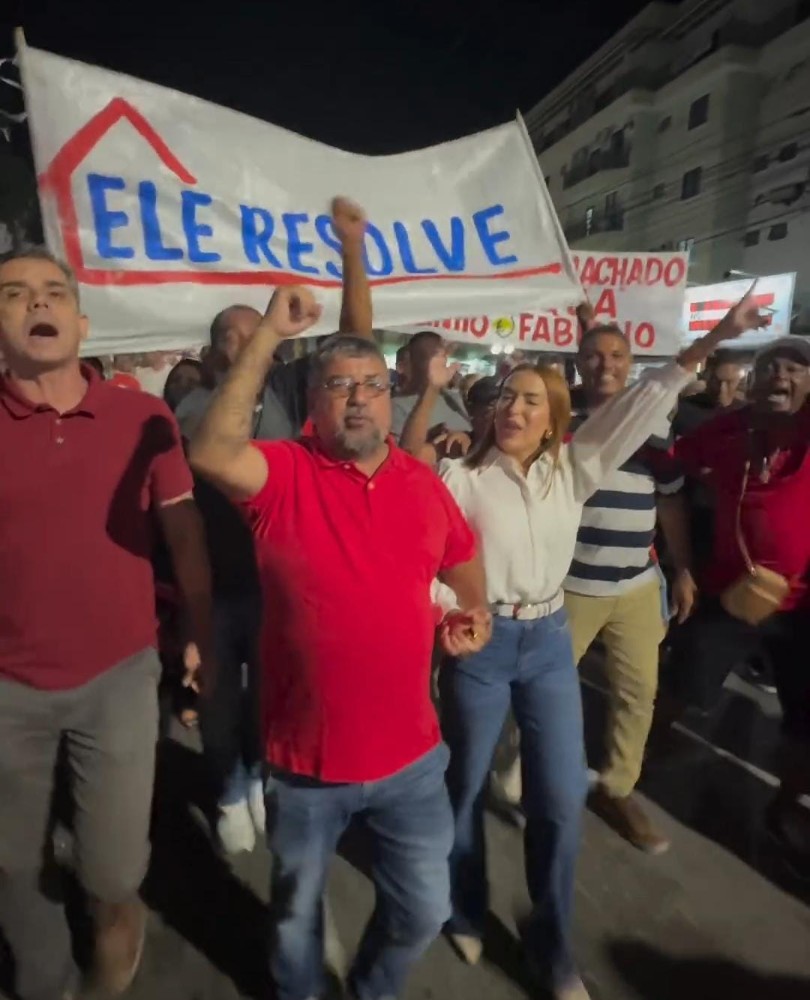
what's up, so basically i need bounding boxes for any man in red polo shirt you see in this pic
[0,248,212,1000]
[189,286,490,1000]
[659,336,810,875]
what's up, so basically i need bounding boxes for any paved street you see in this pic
[128,661,810,1000]
[3,663,810,1000]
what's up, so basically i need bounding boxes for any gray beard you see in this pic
[332,426,385,460]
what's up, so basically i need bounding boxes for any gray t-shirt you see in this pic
[174,355,310,442]
[391,389,471,439]
[173,357,310,598]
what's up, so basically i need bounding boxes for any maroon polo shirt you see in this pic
[0,366,193,689]
[241,436,476,783]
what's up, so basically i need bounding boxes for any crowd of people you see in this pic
[0,196,808,1000]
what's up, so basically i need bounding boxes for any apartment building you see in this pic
[524,0,810,327]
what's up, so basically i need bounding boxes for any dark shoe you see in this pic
[589,788,671,855]
[91,898,147,996]
[765,799,810,882]
[746,661,777,695]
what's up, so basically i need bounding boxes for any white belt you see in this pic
[490,591,564,621]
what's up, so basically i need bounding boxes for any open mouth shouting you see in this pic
[764,383,792,410]
[28,322,60,339]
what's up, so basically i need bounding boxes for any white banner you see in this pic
[683,273,796,349]
[19,42,581,355]
[394,251,688,355]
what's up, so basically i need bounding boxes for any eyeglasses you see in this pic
[321,376,391,398]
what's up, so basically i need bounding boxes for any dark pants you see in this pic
[267,745,453,1000]
[0,649,160,1000]
[440,610,588,989]
[199,593,262,801]
[665,599,810,742]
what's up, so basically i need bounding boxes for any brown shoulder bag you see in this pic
[719,455,789,626]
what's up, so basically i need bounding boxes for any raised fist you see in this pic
[427,352,460,390]
[263,286,322,340]
[331,196,367,246]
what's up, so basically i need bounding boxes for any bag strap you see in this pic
[735,435,755,576]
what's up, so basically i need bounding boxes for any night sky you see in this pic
[2,0,670,154]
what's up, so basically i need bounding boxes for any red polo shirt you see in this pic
[0,367,193,689]
[676,405,810,610]
[242,436,476,783]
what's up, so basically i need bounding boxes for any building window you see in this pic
[544,175,551,188]
[744,230,760,246]
[753,154,769,172]
[609,129,626,156]
[653,182,666,200]
[604,191,619,214]
[688,94,710,130]
[658,115,672,133]
[778,142,798,162]
[769,222,789,240]
[585,206,595,236]
[681,167,702,200]
[677,237,695,254]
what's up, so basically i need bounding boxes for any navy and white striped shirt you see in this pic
[564,408,682,597]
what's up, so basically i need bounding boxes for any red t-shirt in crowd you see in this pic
[0,367,193,689]
[675,405,810,610]
[241,436,476,783]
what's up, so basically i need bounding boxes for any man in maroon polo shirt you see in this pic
[189,286,490,1000]
[659,337,810,876]
[0,248,212,1000]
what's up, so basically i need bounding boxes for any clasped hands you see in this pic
[438,607,493,657]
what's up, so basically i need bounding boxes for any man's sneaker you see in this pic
[448,933,483,965]
[589,787,670,855]
[217,798,256,855]
[247,767,267,836]
[92,898,146,996]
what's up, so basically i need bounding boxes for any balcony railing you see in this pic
[564,210,625,242]
[531,7,810,155]
[562,146,631,189]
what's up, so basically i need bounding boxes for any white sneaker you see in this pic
[247,770,266,836]
[555,977,592,1000]
[448,933,483,965]
[217,798,255,855]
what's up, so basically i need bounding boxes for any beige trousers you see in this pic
[565,578,666,799]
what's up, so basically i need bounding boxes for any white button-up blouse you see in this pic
[438,362,692,607]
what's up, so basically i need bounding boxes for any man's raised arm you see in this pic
[188,286,321,500]
[332,196,373,339]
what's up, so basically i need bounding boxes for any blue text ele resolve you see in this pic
[86,173,521,278]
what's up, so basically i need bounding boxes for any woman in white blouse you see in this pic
[436,298,759,1000]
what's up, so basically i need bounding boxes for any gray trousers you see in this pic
[0,649,160,1000]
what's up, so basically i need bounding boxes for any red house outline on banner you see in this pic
[38,98,563,290]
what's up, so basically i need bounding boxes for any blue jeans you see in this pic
[266,744,453,1000]
[440,609,587,988]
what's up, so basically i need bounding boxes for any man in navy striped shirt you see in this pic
[564,325,695,855]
